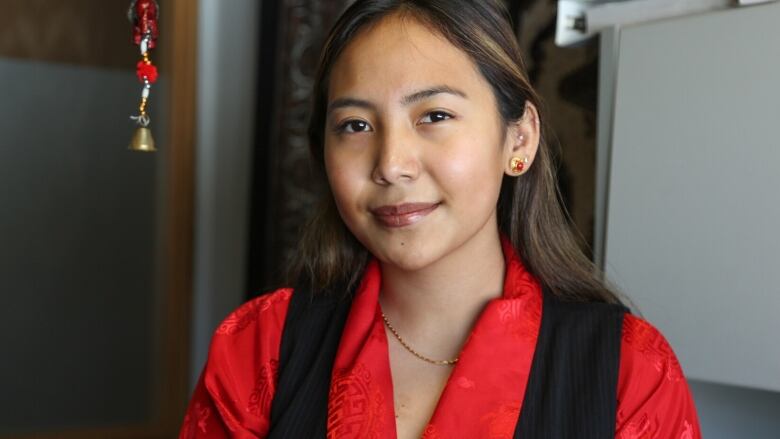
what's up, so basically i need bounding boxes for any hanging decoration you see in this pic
[127,0,160,152]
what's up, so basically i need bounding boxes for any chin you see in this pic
[348,221,449,272]
[375,240,442,272]
[384,255,431,272]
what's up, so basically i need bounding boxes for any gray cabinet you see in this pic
[596,1,780,393]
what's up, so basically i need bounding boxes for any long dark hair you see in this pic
[289,0,621,304]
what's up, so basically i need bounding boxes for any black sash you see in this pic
[268,283,627,438]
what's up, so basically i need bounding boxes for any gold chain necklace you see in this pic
[380,311,459,366]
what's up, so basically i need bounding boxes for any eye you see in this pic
[336,119,372,134]
[419,111,454,124]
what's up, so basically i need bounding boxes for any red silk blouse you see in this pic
[180,242,700,438]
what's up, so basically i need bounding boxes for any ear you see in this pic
[503,101,540,176]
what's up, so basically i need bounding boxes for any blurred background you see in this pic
[0,0,778,438]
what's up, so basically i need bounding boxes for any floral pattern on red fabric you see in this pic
[456,376,476,389]
[195,402,212,434]
[680,420,696,439]
[480,402,521,439]
[502,263,539,299]
[179,288,292,438]
[618,412,660,439]
[327,362,386,439]
[247,359,278,417]
[616,315,701,438]
[622,314,684,382]
[421,423,442,439]
[216,289,292,335]
[499,292,542,343]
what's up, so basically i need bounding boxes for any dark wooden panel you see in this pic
[0,0,137,69]
[0,0,198,437]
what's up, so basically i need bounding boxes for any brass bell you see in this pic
[129,126,157,152]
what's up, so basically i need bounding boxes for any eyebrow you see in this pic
[327,85,468,116]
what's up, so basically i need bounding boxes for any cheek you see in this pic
[325,157,366,218]
[326,166,353,206]
[437,136,504,191]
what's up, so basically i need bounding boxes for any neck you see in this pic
[378,227,506,340]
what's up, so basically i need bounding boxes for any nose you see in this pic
[371,125,421,185]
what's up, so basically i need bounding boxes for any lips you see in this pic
[370,202,440,227]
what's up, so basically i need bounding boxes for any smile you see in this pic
[370,202,440,228]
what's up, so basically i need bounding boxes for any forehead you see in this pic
[328,13,487,102]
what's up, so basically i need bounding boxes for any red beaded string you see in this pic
[128,0,159,127]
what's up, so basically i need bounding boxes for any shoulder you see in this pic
[181,288,294,438]
[213,288,293,338]
[206,285,294,367]
[619,314,685,384]
[616,314,701,438]
[205,288,294,375]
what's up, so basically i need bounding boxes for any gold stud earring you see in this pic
[510,156,529,174]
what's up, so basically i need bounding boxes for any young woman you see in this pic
[180,1,700,438]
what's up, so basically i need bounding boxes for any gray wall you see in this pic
[598,2,780,437]
[189,0,260,389]
[0,58,163,433]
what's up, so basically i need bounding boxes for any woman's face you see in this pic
[324,13,536,271]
